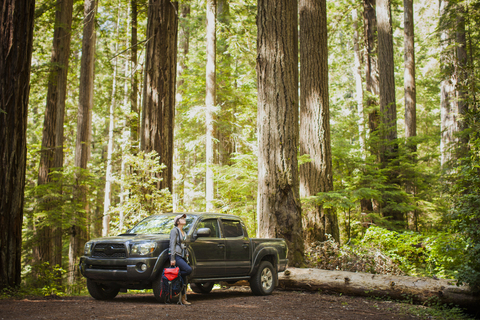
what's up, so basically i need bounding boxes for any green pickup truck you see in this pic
[79,213,288,301]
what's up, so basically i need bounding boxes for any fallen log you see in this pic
[278,268,479,309]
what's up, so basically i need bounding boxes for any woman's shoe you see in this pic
[181,296,191,305]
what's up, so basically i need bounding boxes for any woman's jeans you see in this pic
[171,255,192,287]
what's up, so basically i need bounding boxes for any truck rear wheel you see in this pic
[87,279,119,300]
[190,282,214,294]
[250,261,276,296]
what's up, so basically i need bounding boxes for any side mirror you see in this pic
[196,228,211,237]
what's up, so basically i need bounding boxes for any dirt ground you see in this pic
[0,286,438,320]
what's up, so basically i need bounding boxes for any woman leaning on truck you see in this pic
[169,213,192,305]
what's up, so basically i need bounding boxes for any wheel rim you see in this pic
[260,267,273,291]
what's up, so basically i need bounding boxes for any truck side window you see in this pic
[222,220,243,238]
[196,219,220,238]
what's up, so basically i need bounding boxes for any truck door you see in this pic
[189,218,226,277]
[221,219,251,276]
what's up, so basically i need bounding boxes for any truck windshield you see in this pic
[128,215,194,235]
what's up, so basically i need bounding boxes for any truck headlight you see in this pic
[130,242,157,256]
[84,241,94,256]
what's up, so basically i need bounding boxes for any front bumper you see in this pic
[79,256,158,282]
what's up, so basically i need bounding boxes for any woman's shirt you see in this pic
[169,227,186,261]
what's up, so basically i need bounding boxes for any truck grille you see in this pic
[88,264,127,271]
[93,243,127,258]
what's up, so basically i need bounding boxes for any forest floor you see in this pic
[0,286,472,320]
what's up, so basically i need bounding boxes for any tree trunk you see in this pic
[174,3,191,211]
[455,2,468,156]
[376,0,402,223]
[278,268,479,310]
[361,0,378,214]
[0,0,35,290]
[403,0,417,230]
[299,0,338,244]
[36,0,74,268]
[141,0,178,195]
[70,0,97,286]
[257,0,304,266]
[216,0,234,167]
[130,0,139,145]
[103,13,120,237]
[205,0,216,212]
[352,8,365,156]
[403,0,416,149]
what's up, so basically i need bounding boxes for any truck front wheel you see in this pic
[190,282,214,294]
[87,279,119,300]
[250,261,276,296]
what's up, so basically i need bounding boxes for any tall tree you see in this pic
[376,0,402,222]
[103,10,121,237]
[299,0,339,243]
[205,0,216,211]
[141,0,178,195]
[352,8,365,155]
[174,2,191,211]
[35,0,74,267]
[361,0,379,213]
[69,0,97,285]
[0,0,35,290]
[130,0,139,145]
[257,0,304,265]
[403,0,417,229]
[404,0,416,149]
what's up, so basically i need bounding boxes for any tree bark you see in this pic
[455,2,468,156]
[403,0,416,149]
[103,12,120,237]
[376,0,402,223]
[130,0,139,145]
[0,0,35,290]
[257,0,304,266]
[35,0,74,268]
[141,0,178,195]
[403,0,417,230]
[376,0,397,162]
[278,268,479,310]
[205,0,216,212]
[299,0,338,244]
[174,3,191,211]
[361,0,378,213]
[352,8,365,156]
[70,0,97,286]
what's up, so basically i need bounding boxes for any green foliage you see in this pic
[22,262,66,297]
[447,121,480,290]
[108,151,173,234]
[361,226,466,278]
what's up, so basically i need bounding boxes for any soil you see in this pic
[0,286,429,320]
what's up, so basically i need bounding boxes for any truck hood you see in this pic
[90,233,170,243]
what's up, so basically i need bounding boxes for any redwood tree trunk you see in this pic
[403,0,416,148]
[70,0,96,285]
[257,0,304,266]
[376,0,402,223]
[130,0,139,144]
[299,0,339,243]
[0,0,35,290]
[141,0,178,194]
[36,0,74,268]
[205,0,216,212]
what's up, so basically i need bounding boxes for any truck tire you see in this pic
[190,282,214,294]
[87,279,119,300]
[250,261,276,296]
[152,273,165,302]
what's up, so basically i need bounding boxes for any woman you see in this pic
[169,213,192,305]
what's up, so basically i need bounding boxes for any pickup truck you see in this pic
[79,213,288,301]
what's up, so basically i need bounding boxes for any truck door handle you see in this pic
[217,244,225,248]
[242,244,249,248]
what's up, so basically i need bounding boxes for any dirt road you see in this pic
[0,287,425,320]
